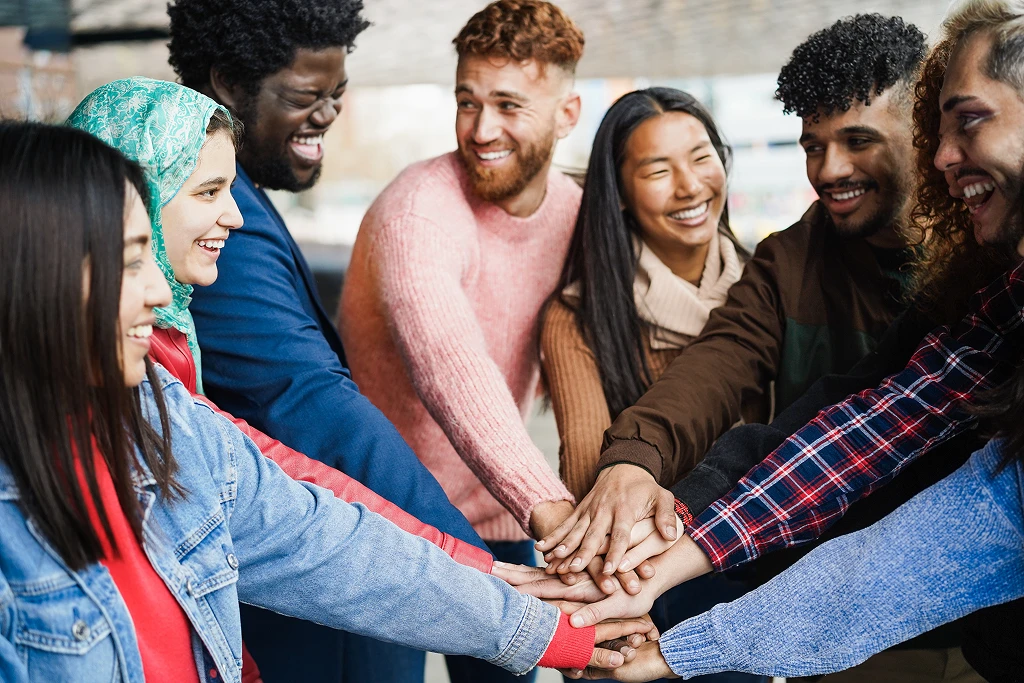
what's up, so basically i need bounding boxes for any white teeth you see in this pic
[127,324,152,339]
[830,187,867,201]
[197,239,226,249]
[962,181,995,199]
[477,150,512,161]
[669,201,709,221]
[291,134,323,146]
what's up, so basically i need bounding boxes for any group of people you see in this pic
[1,0,1022,681]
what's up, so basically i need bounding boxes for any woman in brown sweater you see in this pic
[542,88,750,501]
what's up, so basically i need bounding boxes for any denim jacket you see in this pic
[0,365,559,683]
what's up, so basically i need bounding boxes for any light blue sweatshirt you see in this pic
[660,439,1024,678]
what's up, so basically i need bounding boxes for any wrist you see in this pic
[650,536,712,596]
[530,499,574,539]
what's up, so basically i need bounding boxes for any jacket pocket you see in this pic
[12,573,119,682]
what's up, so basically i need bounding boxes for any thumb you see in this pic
[654,489,678,541]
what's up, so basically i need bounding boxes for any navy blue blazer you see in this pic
[190,165,486,550]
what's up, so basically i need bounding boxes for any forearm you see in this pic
[230,427,584,673]
[661,444,1024,678]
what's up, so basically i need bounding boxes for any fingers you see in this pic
[614,568,642,595]
[654,488,679,542]
[600,512,635,576]
[544,513,593,568]
[616,531,674,574]
[600,638,636,662]
[584,556,619,595]
[567,508,615,573]
[490,561,546,585]
[636,560,656,579]
[536,506,584,553]
[594,617,654,644]
[588,645,625,670]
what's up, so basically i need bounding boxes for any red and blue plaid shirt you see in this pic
[689,259,1024,571]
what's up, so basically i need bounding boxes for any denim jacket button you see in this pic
[226,553,239,570]
[72,620,90,641]
[185,578,195,596]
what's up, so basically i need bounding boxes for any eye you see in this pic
[848,137,871,147]
[457,99,477,110]
[499,101,520,111]
[694,154,712,163]
[958,113,983,130]
[645,168,669,179]
[802,144,823,155]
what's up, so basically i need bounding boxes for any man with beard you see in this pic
[338,4,585,678]
[165,2,493,682]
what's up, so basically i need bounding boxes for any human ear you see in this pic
[556,91,582,140]
[208,68,246,112]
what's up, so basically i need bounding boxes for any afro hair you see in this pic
[775,14,926,119]
[167,0,370,94]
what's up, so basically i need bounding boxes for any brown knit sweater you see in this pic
[541,298,684,500]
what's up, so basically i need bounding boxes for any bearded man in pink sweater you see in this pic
[340,6,590,678]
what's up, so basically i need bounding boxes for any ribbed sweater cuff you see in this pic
[658,613,732,677]
[538,613,594,670]
[596,439,663,481]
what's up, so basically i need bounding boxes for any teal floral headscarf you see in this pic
[67,78,232,394]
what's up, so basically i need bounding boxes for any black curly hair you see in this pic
[167,0,370,95]
[776,14,927,120]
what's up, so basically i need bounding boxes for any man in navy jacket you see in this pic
[167,1,488,681]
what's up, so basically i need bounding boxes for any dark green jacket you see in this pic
[599,201,911,484]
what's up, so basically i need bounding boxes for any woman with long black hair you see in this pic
[0,120,651,683]
[539,87,762,683]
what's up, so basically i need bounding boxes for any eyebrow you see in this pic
[124,235,149,248]
[942,94,977,113]
[193,176,230,191]
[286,79,349,96]
[454,85,528,101]
[798,125,880,144]
[636,142,711,167]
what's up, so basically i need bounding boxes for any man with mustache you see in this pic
[338,4,588,678]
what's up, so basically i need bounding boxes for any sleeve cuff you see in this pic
[537,612,594,670]
[674,499,694,530]
[596,439,664,481]
[658,613,732,678]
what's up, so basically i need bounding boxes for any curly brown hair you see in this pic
[453,0,584,72]
[909,36,1019,324]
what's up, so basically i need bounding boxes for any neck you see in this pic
[494,159,553,218]
[865,199,913,250]
[646,238,711,286]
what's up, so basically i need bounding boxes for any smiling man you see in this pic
[338,3,583,680]
[164,2,497,683]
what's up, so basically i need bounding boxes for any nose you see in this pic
[674,165,702,198]
[933,135,964,173]
[221,192,244,230]
[145,258,172,308]
[818,145,854,185]
[309,96,341,128]
[472,106,502,145]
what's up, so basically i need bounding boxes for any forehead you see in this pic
[124,190,151,241]
[941,31,998,101]
[626,112,709,157]
[267,47,348,88]
[455,55,561,98]
[801,88,902,137]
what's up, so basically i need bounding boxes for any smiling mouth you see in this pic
[668,201,710,225]
[475,149,512,162]
[126,323,153,340]
[197,238,226,253]
[961,180,996,214]
[289,133,325,163]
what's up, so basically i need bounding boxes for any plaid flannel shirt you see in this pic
[689,259,1024,571]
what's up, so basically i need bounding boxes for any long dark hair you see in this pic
[0,121,178,570]
[972,363,1024,469]
[558,87,747,419]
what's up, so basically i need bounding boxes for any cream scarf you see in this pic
[632,231,743,349]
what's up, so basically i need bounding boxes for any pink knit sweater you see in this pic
[339,152,580,541]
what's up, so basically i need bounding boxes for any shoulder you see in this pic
[541,296,589,355]
[141,364,216,424]
[363,153,474,233]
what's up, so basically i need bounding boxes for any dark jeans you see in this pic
[570,572,769,683]
[240,604,426,683]
[446,539,540,683]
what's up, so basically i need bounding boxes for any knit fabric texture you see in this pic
[340,152,580,540]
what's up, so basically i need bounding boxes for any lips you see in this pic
[667,201,711,226]
[821,184,872,214]
[197,238,226,254]
[289,132,325,164]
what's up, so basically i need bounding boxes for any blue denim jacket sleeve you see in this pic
[659,439,1024,678]
[188,166,486,553]
[198,390,558,674]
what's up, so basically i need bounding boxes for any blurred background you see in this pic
[1,2,949,681]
